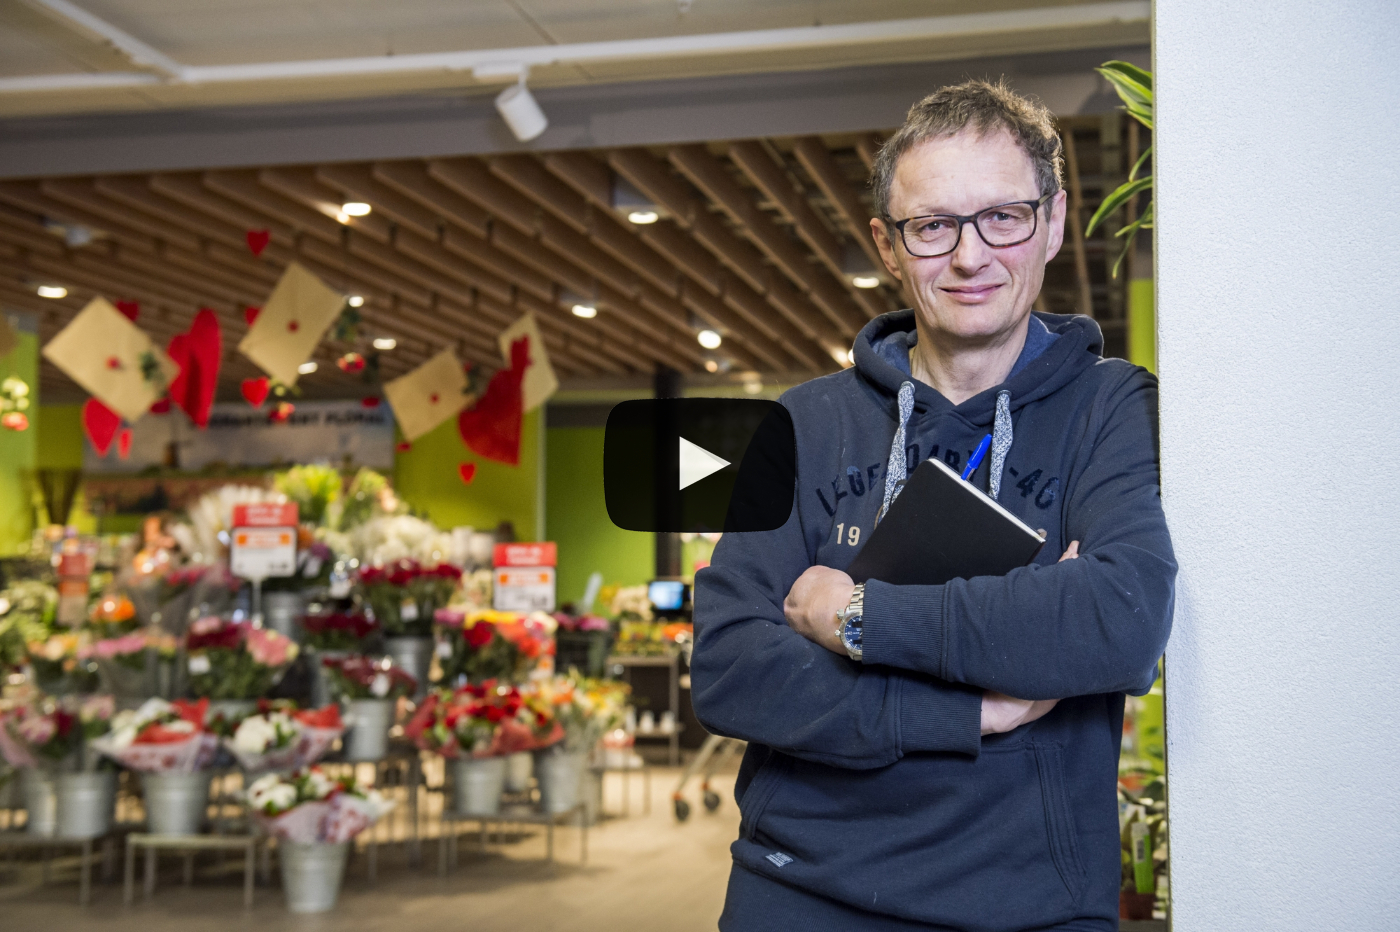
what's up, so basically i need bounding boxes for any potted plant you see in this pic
[246,767,393,913]
[321,656,415,762]
[94,697,219,836]
[1119,770,1167,920]
[184,617,298,717]
[300,612,377,707]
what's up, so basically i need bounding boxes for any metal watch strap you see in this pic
[837,583,865,660]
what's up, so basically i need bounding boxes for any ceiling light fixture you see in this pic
[627,210,659,225]
[851,275,881,289]
[571,303,597,319]
[372,337,397,351]
[341,202,371,217]
[704,360,719,373]
[347,295,365,308]
[36,285,67,299]
[495,73,548,142]
[697,329,722,350]
[297,361,318,375]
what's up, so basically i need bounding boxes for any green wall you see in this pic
[0,329,37,554]
[393,407,543,541]
[545,426,653,609]
[1129,277,1156,374]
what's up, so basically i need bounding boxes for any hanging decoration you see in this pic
[240,377,271,408]
[81,398,121,456]
[115,300,140,322]
[458,462,477,484]
[42,297,178,422]
[246,229,270,258]
[117,429,133,459]
[268,402,295,424]
[0,375,31,431]
[244,306,261,326]
[164,308,222,428]
[456,336,529,466]
[337,352,365,373]
[497,313,557,412]
[238,262,344,387]
[382,348,470,442]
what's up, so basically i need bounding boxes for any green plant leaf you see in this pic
[1128,145,1153,182]
[1114,202,1155,238]
[1098,60,1153,95]
[1085,176,1153,237]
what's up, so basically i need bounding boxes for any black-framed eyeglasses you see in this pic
[888,193,1054,258]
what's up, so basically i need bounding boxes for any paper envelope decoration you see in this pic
[238,262,344,386]
[383,348,471,442]
[498,312,557,413]
[42,297,179,422]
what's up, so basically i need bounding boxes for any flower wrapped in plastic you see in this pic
[185,617,298,700]
[0,693,114,769]
[355,559,460,638]
[224,704,344,773]
[91,697,219,772]
[435,609,554,685]
[404,682,561,759]
[520,674,631,753]
[246,767,394,843]
[321,656,416,701]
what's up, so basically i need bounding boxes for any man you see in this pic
[691,79,1175,932]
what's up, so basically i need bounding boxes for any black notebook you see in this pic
[846,456,1046,586]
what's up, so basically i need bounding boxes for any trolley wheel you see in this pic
[703,790,722,812]
[674,798,691,822]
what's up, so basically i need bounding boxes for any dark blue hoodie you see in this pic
[691,310,1176,932]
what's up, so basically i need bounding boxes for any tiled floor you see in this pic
[0,765,741,932]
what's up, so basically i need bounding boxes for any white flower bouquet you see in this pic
[224,705,345,773]
[246,767,394,843]
[92,698,220,773]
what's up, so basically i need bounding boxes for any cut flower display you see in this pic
[224,704,344,772]
[0,693,114,769]
[355,560,461,637]
[92,697,219,772]
[301,612,376,652]
[520,675,631,752]
[405,681,562,759]
[435,609,554,685]
[321,655,416,701]
[246,767,394,843]
[185,617,298,699]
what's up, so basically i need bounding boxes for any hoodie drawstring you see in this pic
[877,385,1014,523]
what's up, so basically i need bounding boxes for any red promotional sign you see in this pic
[232,502,299,528]
[493,542,557,568]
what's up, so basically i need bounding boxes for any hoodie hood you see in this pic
[851,309,1105,428]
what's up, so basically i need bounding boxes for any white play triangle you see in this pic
[678,435,731,490]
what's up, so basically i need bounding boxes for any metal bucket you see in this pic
[143,771,212,836]
[450,757,508,817]
[21,769,57,835]
[56,771,116,839]
[263,591,307,643]
[342,699,394,762]
[279,841,349,913]
[534,747,585,814]
[383,637,433,699]
[309,650,351,708]
[503,751,533,794]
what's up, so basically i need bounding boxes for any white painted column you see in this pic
[1156,3,1400,928]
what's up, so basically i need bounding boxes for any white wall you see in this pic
[1156,2,1400,928]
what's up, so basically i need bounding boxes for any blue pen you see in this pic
[961,433,992,481]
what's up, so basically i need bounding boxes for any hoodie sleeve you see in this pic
[860,368,1176,699]
[690,498,984,770]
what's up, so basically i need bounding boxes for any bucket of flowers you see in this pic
[552,611,614,678]
[356,560,461,698]
[184,617,298,718]
[434,609,554,686]
[321,656,416,762]
[78,627,168,707]
[0,581,56,673]
[25,631,98,695]
[300,612,377,706]
[405,682,559,817]
[93,697,219,836]
[246,767,394,913]
[225,702,345,773]
[522,675,631,815]
[0,693,117,838]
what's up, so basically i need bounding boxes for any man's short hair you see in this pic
[870,78,1064,221]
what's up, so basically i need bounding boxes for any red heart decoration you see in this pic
[165,309,222,429]
[457,335,530,466]
[361,397,380,408]
[458,462,477,484]
[115,300,139,322]
[244,306,261,326]
[396,441,412,453]
[246,229,270,258]
[241,377,270,408]
[149,398,171,414]
[81,399,121,456]
[117,429,132,460]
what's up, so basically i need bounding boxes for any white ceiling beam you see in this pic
[0,2,1149,94]
[21,0,184,79]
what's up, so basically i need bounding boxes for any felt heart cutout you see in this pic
[361,396,379,408]
[458,462,477,484]
[81,399,121,456]
[246,229,270,258]
[149,397,171,414]
[117,429,132,460]
[165,310,222,429]
[115,300,139,322]
[457,336,529,466]
[396,441,412,453]
[244,306,261,326]
[241,377,270,408]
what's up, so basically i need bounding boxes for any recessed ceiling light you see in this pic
[704,360,718,373]
[851,275,881,289]
[341,202,371,217]
[297,361,318,375]
[372,337,397,351]
[697,329,722,350]
[571,303,598,319]
[36,285,67,299]
[347,295,365,308]
[627,210,659,225]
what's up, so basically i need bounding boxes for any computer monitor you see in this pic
[648,579,689,612]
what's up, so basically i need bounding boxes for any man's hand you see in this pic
[784,565,856,656]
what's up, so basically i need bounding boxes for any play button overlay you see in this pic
[678,436,730,490]
[604,398,796,533]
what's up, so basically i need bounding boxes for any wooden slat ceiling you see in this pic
[0,116,1137,404]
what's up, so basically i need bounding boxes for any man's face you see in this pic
[871,129,1066,348]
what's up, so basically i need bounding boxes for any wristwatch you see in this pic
[836,584,865,661]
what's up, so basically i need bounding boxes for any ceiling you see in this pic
[0,115,1142,404]
[0,0,1149,117]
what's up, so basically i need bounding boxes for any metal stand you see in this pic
[123,833,261,908]
[437,803,588,874]
[0,832,99,905]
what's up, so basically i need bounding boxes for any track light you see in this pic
[851,275,881,289]
[495,76,548,142]
[571,303,597,319]
[372,337,397,351]
[341,202,371,217]
[36,285,67,299]
[627,210,659,225]
[347,295,365,308]
[697,329,722,350]
[297,361,318,375]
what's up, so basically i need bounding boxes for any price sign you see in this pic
[493,567,557,612]
[230,502,299,581]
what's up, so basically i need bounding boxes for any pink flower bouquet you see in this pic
[186,618,298,700]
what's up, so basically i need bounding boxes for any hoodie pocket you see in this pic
[1033,742,1088,903]
[738,751,791,841]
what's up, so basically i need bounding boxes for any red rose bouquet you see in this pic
[185,617,298,700]
[405,682,560,759]
[301,613,377,652]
